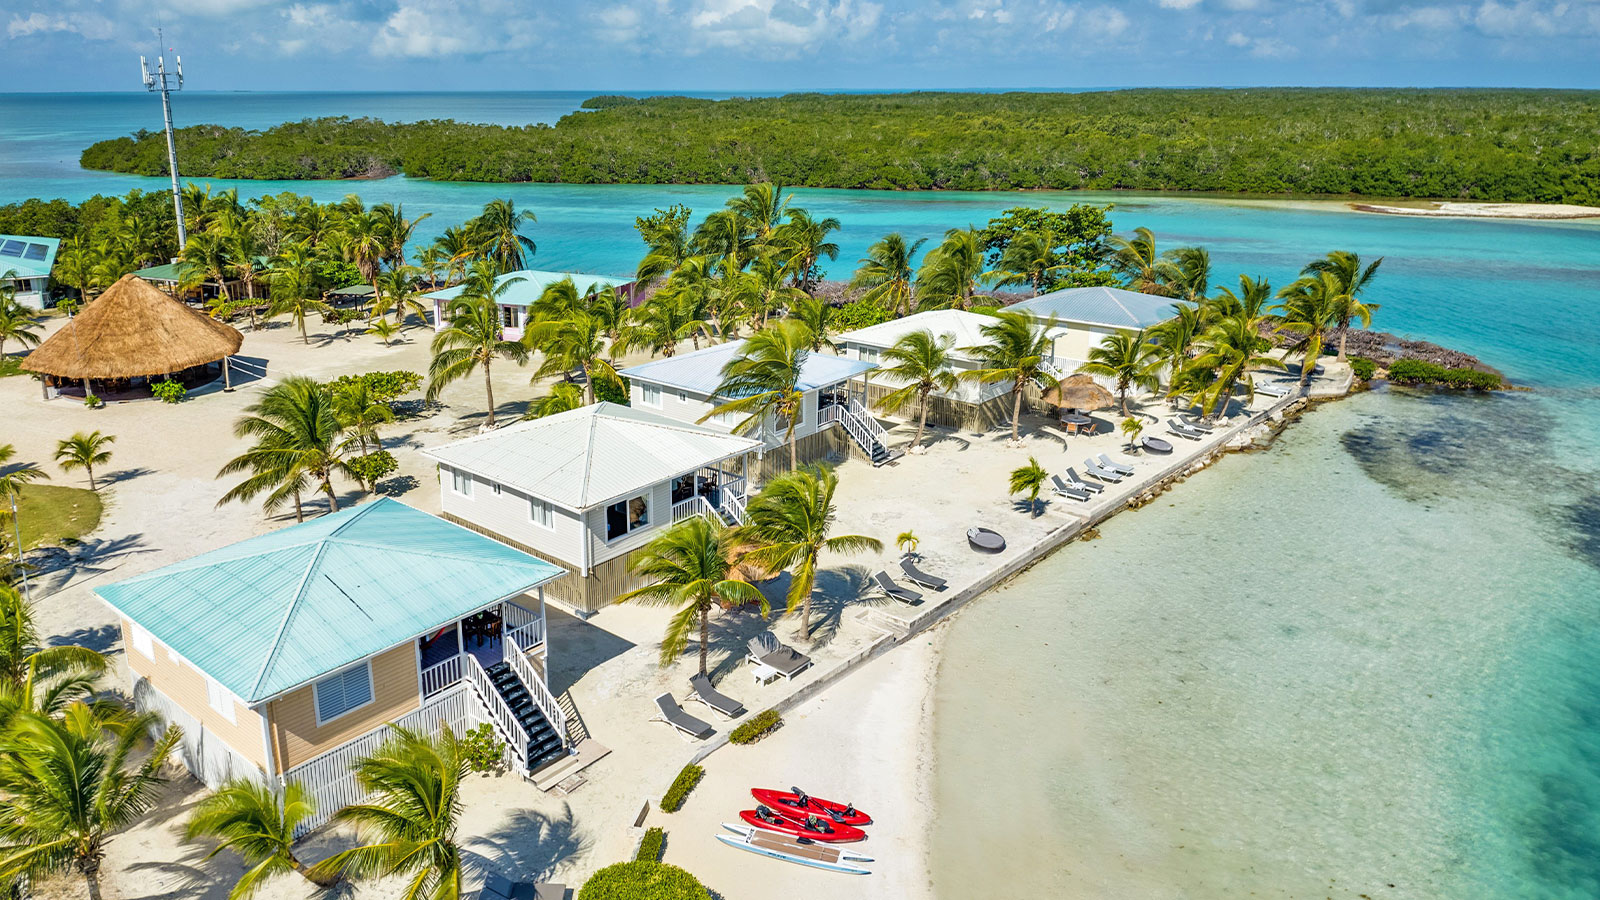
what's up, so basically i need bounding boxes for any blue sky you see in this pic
[7,0,1599,91]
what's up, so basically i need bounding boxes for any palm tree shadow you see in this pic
[100,466,156,486]
[33,532,153,593]
[119,781,239,900]
[464,804,590,884]
[1011,498,1048,517]
[805,566,875,648]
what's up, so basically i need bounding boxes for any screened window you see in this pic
[500,305,518,328]
[605,494,650,541]
[206,677,237,723]
[313,662,374,724]
[450,469,473,497]
[640,384,662,407]
[129,624,154,659]
[530,497,554,529]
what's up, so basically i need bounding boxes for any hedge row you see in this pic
[577,862,707,900]
[1386,358,1502,390]
[636,827,665,862]
[659,764,703,813]
[729,710,782,745]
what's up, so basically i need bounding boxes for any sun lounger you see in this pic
[1096,453,1136,476]
[653,693,714,739]
[1254,382,1291,399]
[1050,475,1091,502]
[899,557,948,591]
[1167,419,1204,440]
[1178,415,1214,434]
[1063,468,1104,493]
[477,871,565,900]
[873,571,922,604]
[688,673,746,719]
[1083,459,1123,482]
[747,631,813,680]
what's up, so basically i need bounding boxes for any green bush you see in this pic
[577,862,707,900]
[659,764,703,813]
[321,307,363,327]
[969,304,1002,317]
[831,299,892,331]
[729,710,782,745]
[150,379,187,404]
[328,370,423,403]
[347,450,399,485]
[1386,358,1501,390]
[595,373,629,405]
[1348,356,1376,381]
[461,722,505,773]
[636,827,666,862]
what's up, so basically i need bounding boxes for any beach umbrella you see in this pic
[1043,374,1114,411]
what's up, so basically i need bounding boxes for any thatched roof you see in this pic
[1043,374,1115,411]
[23,275,243,380]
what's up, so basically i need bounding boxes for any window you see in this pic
[605,493,651,541]
[450,468,473,497]
[677,390,688,403]
[860,347,879,363]
[491,482,502,496]
[640,384,662,407]
[500,305,518,329]
[313,662,374,725]
[206,677,237,724]
[530,497,554,529]
[129,624,154,659]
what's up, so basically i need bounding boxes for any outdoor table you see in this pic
[1061,413,1093,434]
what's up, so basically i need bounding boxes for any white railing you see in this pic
[818,403,843,425]
[672,495,714,523]
[847,399,890,442]
[721,490,748,524]
[505,634,567,750]
[282,684,476,835]
[503,601,543,649]
[419,653,463,699]
[837,401,889,458]
[464,652,530,772]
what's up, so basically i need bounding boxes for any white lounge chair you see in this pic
[688,673,746,719]
[1083,459,1123,482]
[1097,453,1135,476]
[747,631,813,680]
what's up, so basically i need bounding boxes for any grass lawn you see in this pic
[0,356,24,377]
[10,485,103,551]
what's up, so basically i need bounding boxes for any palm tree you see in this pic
[1187,313,1279,417]
[916,228,984,310]
[875,329,957,452]
[726,182,790,242]
[702,321,810,470]
[372,202,430,269]
[473,199,537,274]
[433,227,479,285]
[634,204,693,286]
[377,267,430,328]
[0,297,42,361]
[1120,416,1145,452]
[0,707,182,900]
[1206,274,1273,323]
[367,318,402,346]
[621,294,706,359]
[0,584,105,690]
[771,209,841,292]
[523,383,585,420]
[1108,227,1175,295]
[54,431,114,492]
[0,444,48,567]
[1149,303,1202,400]
[1273,273,1342,390]
[266,243,331,344]
[691,209,753,272]
[184,780,335,900]
[331,380,394,490]
[850,233,925,316]
[425,265,531,428]
[1008,457,1048,517]
[745,253,804,329]
[618,517,768,675]
[735,466,882,636]
[1078,329,1162,416]
[308,725,467,900]
[960,311,1057,443]
[340,212,388,303]
[54,237,101,309]
[788,296,838,352]
[221,213,266,307]
[983,229,1065,295]
[1303,251,1382,360]
[217,376,352,521]
[526,311,618,406]
[1162,246,1211,304]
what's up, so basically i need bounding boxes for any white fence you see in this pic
[419,653,462,698]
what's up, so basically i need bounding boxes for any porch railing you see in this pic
[818,403,842,426]
[672,495,715,523]
[503,600,544,649]
[419,653,463,699]
[463,652,530,771]
[722,490,749,525]
[505,633,567,748]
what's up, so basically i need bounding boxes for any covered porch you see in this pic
[418,596,549,699]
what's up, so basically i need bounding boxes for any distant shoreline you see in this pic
[1350,201,1600,220]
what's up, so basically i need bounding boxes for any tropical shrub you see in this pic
[968,304,1002,317]
[659,764,704,813]
[595,373,629,405]
[1348,356,1376,381]
[729,710,782,745]
[577,862,708,900]
[346,450,398,485]
[83,394,103,408]
[151,379,187,403]
[328,370,423,403]
[321,307,363,327]
[831,299,892,330]
[1386,358,1501,390]
[461,722,505,773]
[636,826,666,862]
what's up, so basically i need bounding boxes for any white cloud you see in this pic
[7,11,119,40]
[682,0,883,52]
[1158,0,1204,10]
[1225,30,1294,55]
[371,0,545,58]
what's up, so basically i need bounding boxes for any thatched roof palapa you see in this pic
[1043,373,1115,411]
[23,274,243,380]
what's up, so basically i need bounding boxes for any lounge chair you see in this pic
[1167,419,1204,440]
[747,631,813,680]
[1254,382,1291,399]
[477,871,565,900]
[688,673,746,719]
[1178,415,1214,434]
[1050,475,1091,502]
[1063,468,1104,493]
[899,557,948,591]
[1096,453,1136,476]
[1083,459,1123,482]
[873,571,922,605]
[653,693,714,740]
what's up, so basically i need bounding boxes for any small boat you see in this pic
[739,805,867,842]
[717,824,873,875]
[751,787,872,826]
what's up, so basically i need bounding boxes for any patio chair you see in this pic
[687,673,746,719]
[652,693,714,740]
[1167,419,1205,440]
[1063,468,1105,493]
[899,557,948,591]
[747,631,814,680]
[872,570,922,605]
[1083,459,1124,482]
[1050,475,1091,502]
[1096,453,1136,476]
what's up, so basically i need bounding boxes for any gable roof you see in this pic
[0,235,59,280]
[22,274,244,379]
[620,339,877,396]
[834,309,999,360]
[95,498,563,704]
[422,402,762,511]
[423,270,634,307]
[1008,286,1179,330]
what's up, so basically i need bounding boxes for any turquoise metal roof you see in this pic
[0,235,59,280]
[424,269,634,307]
[95,498,564,705]
[621,338,877,396]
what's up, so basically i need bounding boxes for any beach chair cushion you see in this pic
[655,693,714,738]
[690,673,746,717]
[873,571,921,602]
[900,558,948,590]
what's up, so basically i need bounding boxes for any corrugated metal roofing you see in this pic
[834,309,999,360]
[1009,286,1179,330]
[0,234,59,279]
[422,401,762,511]
[423,269,634,307]
[95,498,564,704]
[620,339,877,395]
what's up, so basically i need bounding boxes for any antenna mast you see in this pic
[141,28,187,247]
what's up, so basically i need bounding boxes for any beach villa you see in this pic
[96,498,569,830]
[618,338,888,470]
[1007,286,1179,366]
[425,402,764,616]
[832,309,1018,430]
[0,234,59,309]
[424,269,636,340]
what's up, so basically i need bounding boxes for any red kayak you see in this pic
[739,806,867,843]
[751,787,872,827]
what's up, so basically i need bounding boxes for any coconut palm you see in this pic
[1078,329,1162,417]
[54,237,101,309]
[266,243,331,344]
[525,311,618,406]
[372,202,430,269]
[875,329,958,452]
[331,380,394,490]
[1149,303,1202,400]
[433,227,479,285]
[0,584,105,690]
[1161,246,1211,304]
[621,293,707,359]
[54,432,114,492]
[850,233,925,316]
[771,208,841,292]
[735,465,882,636]
[1187,313,1279,417]
[217,376,352,521]
[522,383,585,420]
[184,780,334,900]
[472,199,537,274]
[307,725,468,900]
[0,445,48,565]
[0,707,182,900]
[727,183,790,242]
[1008,457,1048,517]
[691,209,754,272]
[618,517,768,675]
[745,253,804,329]
[1108,227,1175,295]
[367,318,402,346]
[788,296,838,352]
[221,213,266,306]
[340,212,388,303]
[1120,416,1145,452]
[377,267,430,328]
[702,321,811,470]
[1273,273,1342,390]
[960,311,1058,444]
[1303,251,1382,360]
[0,297,42,361]
[983,229,1066,295]
[1205,274,1273,323]
[425,264,531,428]
[916,228,984,310]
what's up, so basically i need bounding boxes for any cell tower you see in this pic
[140,29,187,247]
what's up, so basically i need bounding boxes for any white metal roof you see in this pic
[620,338,877,395]
[1009,286,1179,330]
[833,309,1000,360]
[422,402,762,511]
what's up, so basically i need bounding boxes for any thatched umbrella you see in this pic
[23,274,243,398]
[1043,373,1115,412]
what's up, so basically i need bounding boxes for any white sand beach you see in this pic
[1349,200,1600,220]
